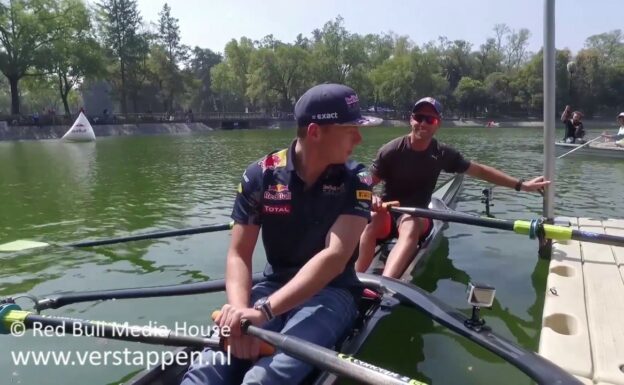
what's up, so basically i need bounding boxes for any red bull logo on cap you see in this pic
[345,94,359,106]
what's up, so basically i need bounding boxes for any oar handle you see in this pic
[211,310,275,356]
[381,200,400,209]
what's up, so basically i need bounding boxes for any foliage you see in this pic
[1,10,623,118]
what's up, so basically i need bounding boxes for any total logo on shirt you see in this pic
[263,205,291,215]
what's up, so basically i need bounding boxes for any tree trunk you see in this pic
[120,60,128,114]
[57,72,71,116]
[61,92,70,117]
[9,76,20,115]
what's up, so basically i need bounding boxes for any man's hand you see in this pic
[521,176,551,192]
[214,304,267,360]
[371,195,384,212]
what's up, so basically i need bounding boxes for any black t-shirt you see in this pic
[564,119,584,139]
[371,136,471,208]
[231,140,373,293]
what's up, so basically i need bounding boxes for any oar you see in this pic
[242,321,426,385]
[0,221,234,252]
[0,273,265,311]
[0,303,274,355]
[389,206,624,247]
[557,136,601,159]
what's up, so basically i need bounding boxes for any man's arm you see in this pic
[465,162,550,192]
[225,223,260,308]
[266,214,367,316]
[561,106,571,122]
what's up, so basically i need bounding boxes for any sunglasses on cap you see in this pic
[411,114,439,125]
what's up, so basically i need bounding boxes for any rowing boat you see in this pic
[125,173,579,385]
[121,272,579,385]
[555,140,624,159]
[0,171,581,384]
[370,174,464,280]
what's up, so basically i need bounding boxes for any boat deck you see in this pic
[539,217,624,385]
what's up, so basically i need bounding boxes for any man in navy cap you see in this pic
[355,97,550,278]
[182,83,381,385]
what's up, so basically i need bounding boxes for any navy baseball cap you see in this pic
[294,83,382,127]
[412,97,443,117]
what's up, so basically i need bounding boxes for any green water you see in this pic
[1,127,623,385]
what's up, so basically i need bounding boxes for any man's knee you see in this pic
[365,211,390,238]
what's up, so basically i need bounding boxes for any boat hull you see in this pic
[555,141,624,159]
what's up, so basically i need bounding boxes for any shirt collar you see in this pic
[285,138,345,180]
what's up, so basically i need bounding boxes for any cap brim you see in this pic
[338,115,383,127]
[412,102,442,116]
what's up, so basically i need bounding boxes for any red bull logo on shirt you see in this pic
[322,184,345,195]
[259,149,288,172]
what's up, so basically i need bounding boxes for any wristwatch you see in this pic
[253,297,274,321]
[515,179,525,192]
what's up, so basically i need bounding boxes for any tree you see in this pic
[438,38,476,91]
[210,37,255,111]
[0,0,90,114]
[454,77,487,117]
[247,44,312,111]
[45,6,106,116]
[153,3,188,112]
[96,0,144,114]
[584,30,624,66]
[311,17,368,84]
[187,47,222,113]
[504,28,531,70]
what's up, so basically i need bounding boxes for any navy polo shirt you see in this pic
[231,140,373,294]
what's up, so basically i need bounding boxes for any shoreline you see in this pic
[0,119,619,142]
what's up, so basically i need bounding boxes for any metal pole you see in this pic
[541,0,556,259]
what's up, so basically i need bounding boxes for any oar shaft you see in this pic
[390,206,515,231]
[36,273,264,311]
[70,222,233,248]
[572,229,624,247]
[391,207,624,247]
[245,324,424,385]
[557,136,601,159]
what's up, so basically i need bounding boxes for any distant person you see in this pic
[601,112,624,147]
[355,97,550,278]
[561,105,585,143]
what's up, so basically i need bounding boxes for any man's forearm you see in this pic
[226,254,253,308]
[468,163,518,189]
[267,250,347,316]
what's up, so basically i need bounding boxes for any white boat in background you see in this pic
[555,141,624,159]
[62,112,96,142]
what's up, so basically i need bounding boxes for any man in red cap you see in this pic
[355,97,550,278]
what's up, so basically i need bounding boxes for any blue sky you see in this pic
[136,0,622,55]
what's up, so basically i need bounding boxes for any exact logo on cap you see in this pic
[294,83,382,127]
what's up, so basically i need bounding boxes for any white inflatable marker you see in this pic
[62,112,96,142]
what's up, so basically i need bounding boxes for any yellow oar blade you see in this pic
[0,240,50,252]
